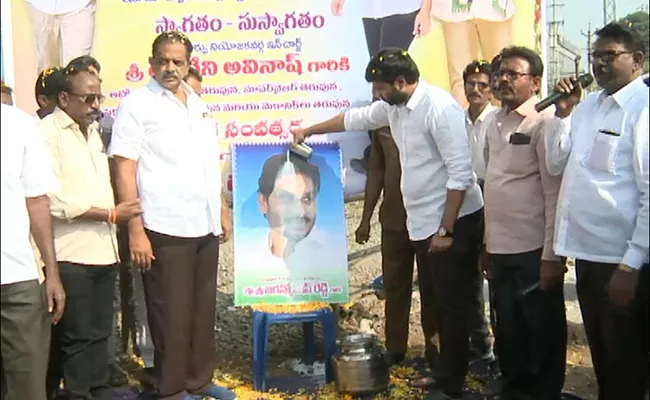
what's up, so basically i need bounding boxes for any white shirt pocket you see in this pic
[583,131,621,172]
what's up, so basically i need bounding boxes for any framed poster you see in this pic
[232,142,349,306]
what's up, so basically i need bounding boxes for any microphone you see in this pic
[534,74,594,112]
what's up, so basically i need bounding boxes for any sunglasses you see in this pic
[68,93,105,106]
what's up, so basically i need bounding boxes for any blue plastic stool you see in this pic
[251,308,337,392]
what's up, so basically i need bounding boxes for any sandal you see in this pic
[410,375,437,389]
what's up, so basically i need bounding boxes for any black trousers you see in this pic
[575,260,649,400]
[412,209,483,394]
[0,280,51,400]
[143,230,219,400]
[468,263,492,360]
[57,262,118,400]
[490,249,567,400]
[362,10,418,58]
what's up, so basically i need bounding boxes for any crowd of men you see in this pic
[294,21,648,400]
[0,21,648,400]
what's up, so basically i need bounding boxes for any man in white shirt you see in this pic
[25,0,96,72]
[422,0,515,107]
[293,48,484,400]
[1,103,65,400]
[547,22,649,400]
[330,0,430,58]
[461,60,496,376]
[110,31,236,400]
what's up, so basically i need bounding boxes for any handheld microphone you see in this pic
[534,74,594,112]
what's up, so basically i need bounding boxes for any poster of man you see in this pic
[232,143,349,306]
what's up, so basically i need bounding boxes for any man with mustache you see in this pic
[110,31,235,400]
[479,46,566,400]
[38,62,143,400]
[293,47,484,400]
[461,60,496,379]
[547,22,649,399]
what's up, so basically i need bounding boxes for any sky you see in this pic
[558,0,647,53]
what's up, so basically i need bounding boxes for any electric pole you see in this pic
[580,24,594,91]
[548,0,565,89]
[603,0,617,25]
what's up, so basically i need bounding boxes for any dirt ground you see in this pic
[123,201,598,399]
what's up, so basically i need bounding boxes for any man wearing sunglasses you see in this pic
[37,62,143,400]
[547,22,649,400]
[480,46,567,400]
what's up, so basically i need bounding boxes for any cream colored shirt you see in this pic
[483,96,561,261]
[39,108,119,265]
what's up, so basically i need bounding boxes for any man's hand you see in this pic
[554,77,583,118]
[413,10,431,37]
[608,264,640,307]
[330,0,345,16]
[45,275,66,324]
[292,127,310,146]
[221,207,233,243]
[429,233,453,254]
[478,248,492,279]
[355,221,371,244]
[115,200,143,223]
[539,260,565,291]
[130,230,155,271]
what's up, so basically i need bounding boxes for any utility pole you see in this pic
[580,24,594,91]
[548,0,565,90]
[603,0,617,25]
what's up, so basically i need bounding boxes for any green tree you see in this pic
[618,11,649,72]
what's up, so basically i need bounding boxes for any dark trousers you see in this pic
[381,229,433,357]
[575,260,649,400]
[362,10,418,58]
[57,262,118,400]
[490,249,567,400]
[412,209,483,394]
[143,230,219,399]
[468,264,492,360]
[47,317,64,399]
[0,280,51,400]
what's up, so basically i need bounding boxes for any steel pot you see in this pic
[332,333,389,397]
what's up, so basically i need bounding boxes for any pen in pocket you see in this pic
[598,129,620,137]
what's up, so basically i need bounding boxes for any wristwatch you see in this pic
[437,227,453,238]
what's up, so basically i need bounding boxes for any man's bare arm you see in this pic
[360,132,385,225]
[112,156,144,235]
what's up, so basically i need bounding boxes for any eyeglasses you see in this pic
[589,50,632,63]
[69,93,105,106]
[496,69,530,81]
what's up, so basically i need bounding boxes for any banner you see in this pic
[232,142,349,305]
[5,0,544,200]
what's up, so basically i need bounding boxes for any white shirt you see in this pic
[26,0,92,15]
[1,104,58,285]
[109,80,222,238]
[465,103,496,181]
[344,81,483,240]
[360,0,422,19]
[546,76,649,269]
[430,0,515,22]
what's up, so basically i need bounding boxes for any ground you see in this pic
[122,201,598,399]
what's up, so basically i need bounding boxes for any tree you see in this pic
[618,11,649,72]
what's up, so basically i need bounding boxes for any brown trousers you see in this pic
[380,229,435,357]
[575,260,649,400]
[143,230,219,400]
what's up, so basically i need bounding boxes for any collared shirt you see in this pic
[40,108,118,266]
[25,0,92,15]
[430,0,516,22]
[483,96,561,260]
[368,128,408,232]
[109,79,222,238]
[344,80,483,241]
[465,103,497,181]
[361,0,421,19]
[236,228,348,301]
[1,104,58,285]
[546,76,649,269]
